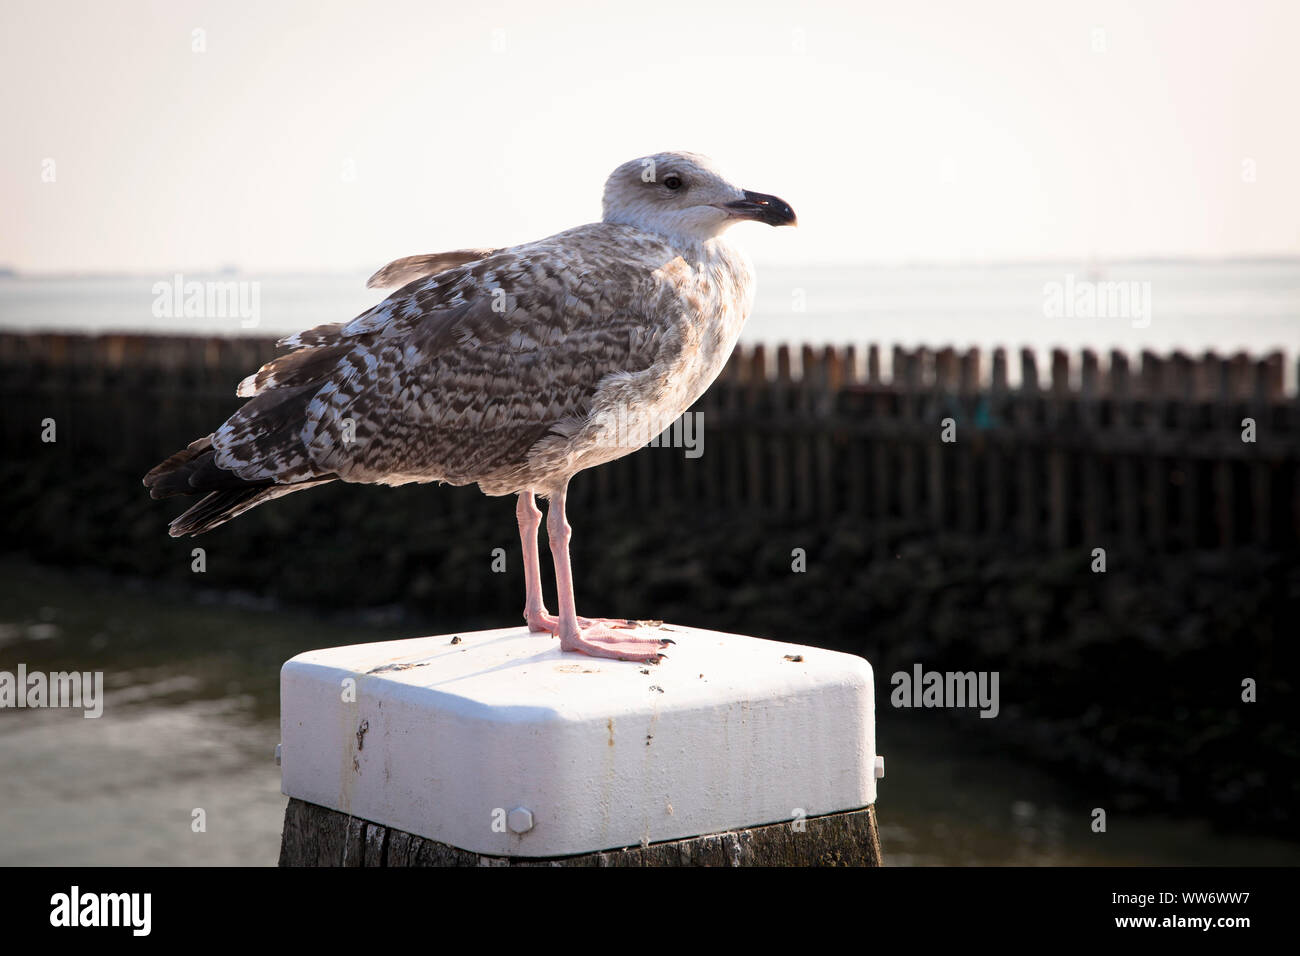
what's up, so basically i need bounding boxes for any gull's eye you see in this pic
[662,174,683,190]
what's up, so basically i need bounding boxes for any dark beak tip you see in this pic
[736,189,797,227]
[770,202,797,228]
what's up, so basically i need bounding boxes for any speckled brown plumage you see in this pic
[144,151,788,550]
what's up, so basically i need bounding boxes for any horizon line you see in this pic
[4,253,1300,280]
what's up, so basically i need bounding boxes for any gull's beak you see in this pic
[722,190,797,227]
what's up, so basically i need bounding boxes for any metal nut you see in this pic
[507,806,534,834]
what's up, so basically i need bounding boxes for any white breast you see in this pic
[573,238,755,469]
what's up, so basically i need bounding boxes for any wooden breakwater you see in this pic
[697,343,1299,551]
[4,332,1297,835]
[5,332,1296,552]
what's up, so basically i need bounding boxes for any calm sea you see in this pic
[4,559,1299,866]
[2,260,1297,385]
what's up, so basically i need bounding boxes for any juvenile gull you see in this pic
[144,151,796,662]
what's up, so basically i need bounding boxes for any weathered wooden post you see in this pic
[277,625,884,866]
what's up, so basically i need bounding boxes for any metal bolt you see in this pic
[507,807,534,834]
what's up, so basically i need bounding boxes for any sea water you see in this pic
[1,260,1296,387]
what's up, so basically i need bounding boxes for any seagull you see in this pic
[144,151,796,663]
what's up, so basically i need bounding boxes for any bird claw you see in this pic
[559,622,671,663]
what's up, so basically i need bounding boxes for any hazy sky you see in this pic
[3,0,1297,273]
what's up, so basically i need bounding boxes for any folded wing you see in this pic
[146,224,690,536]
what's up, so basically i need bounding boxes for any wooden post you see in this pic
[277,626,884,867]
[987,348,1008,536]
[868,345,888,528]
[815,345,838,517]
[280,800,884,867]
[1017,349,1040,543]
[958,348,980,535]
[1209,352,1237,547]
[898,348,921,524]
[722,356,744,507]
[745,345,766,510]
[1171,351,1198,549]
[794,345,818,516]
[929,348,957,530]
[1080,350,1101,546]
[1141,351,1168,551]
[1048,349,1069,548]
[1249,355,1273,546]
[1112,350,1140,547]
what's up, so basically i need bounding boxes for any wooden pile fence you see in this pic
[5,333,1298,550]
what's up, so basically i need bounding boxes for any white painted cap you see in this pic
[280,624,877,857]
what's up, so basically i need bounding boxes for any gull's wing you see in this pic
[365,249,499,289]
[218,224,687,489]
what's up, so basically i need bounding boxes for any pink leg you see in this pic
[517,492,552,632]
[518,490,642,634]
[545,481,670,663]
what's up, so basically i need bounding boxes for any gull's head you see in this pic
[601,151,796,241]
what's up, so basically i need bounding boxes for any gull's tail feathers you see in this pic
[143,428,338,537]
